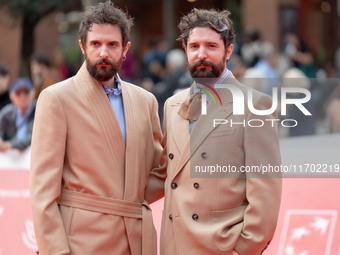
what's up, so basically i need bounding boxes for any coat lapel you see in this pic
[75,63,125,177]
[119,77,139,201]
[171,73,239,180]
[169,89,190,155]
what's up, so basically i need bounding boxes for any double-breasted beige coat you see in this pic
[153,74,282,255]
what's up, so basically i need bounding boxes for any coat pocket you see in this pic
[60,205,77,236]
[210,205,246,251]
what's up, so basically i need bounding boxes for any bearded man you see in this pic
[30,2,162,255]
[145,8,282,255]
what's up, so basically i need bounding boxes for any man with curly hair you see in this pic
[147,8,282,255]
[30,1,162,254]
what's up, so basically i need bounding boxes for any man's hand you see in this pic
[231,250,240,255]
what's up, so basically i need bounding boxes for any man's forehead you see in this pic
[87,23,122,41]
[188,27,223,43]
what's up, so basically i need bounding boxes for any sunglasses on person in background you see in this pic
[15,89,30,96]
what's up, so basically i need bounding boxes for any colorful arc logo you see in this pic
[197,84,223,106]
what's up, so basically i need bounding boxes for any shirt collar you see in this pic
[16,103,34,118]
[102,76,122,96]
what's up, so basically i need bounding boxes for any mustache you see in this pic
[95,59,114,65]
[192,59,214,68]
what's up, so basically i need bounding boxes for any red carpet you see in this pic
[1,134,340,254]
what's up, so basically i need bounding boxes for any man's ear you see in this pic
[226,44,234,60]
[79,39,85,55]
[123,41,131,59]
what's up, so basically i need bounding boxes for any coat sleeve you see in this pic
[144,97,168,204]
[29,89,70,255]
[234,94,282,255]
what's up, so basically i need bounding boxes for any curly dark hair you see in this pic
[79,1,134,48]
[178,8,235,50]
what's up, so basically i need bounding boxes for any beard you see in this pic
[85,52,123,82]
[188,53,227,80]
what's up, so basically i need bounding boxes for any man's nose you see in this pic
[197,46,207,60]
[100,46,109,59]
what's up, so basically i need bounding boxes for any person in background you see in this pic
[120,49,138,82]
[143,37,168,68]
[238,26,273,68]
[0,77,36,151]
[253,43,280,95]
[0,63,11,111]
[282,68,316,137]
[51,47,71,80]
[139,38,168,94]
[284,33,316,78]
[30,52,61,98]
[153,48,190,123]
[163,48,190,95]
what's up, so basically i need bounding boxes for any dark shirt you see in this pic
[0,91,11,111]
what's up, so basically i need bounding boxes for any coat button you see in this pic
[192,213,199,221]
[171,182,178,189]
[169,214,173,221]
[193,182,199,189]
[201,152,207,159]
[169,153,174,159]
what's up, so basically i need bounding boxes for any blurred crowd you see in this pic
[1,26,340,152]
[230,27,340,137]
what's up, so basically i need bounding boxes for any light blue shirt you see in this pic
[16,104,34,140]
[102,77,126,144]
[190,68,230,133]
